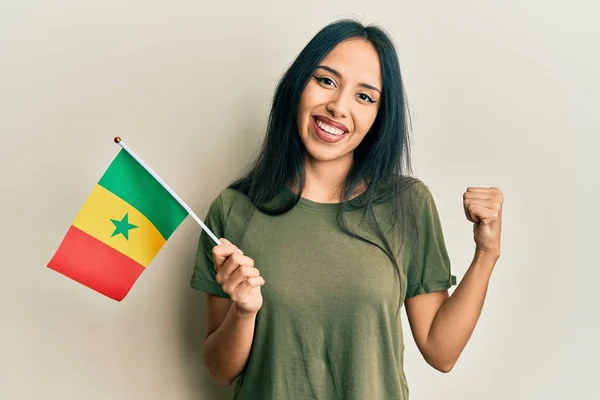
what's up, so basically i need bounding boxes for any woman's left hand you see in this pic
[463,187,504,258]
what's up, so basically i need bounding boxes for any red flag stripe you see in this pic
[47,225,145,301]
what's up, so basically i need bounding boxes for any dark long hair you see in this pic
[229,18,421,310]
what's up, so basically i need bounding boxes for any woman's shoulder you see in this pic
[216,186,245,203]
[380,175,432,203]
[209,186,253,211]
[382,175,439,217]
[396,175,438,200]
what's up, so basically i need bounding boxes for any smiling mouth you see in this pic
[311,116,349,143]
[314,118,346,135]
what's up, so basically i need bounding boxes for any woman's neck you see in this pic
[292,155,362,203]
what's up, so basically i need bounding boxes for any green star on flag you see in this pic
[110,212,138,240]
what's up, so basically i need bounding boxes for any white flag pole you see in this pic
[113,137,222,246]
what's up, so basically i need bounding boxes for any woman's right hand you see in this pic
[212,238,265,316]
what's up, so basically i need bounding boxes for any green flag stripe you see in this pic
[98,149,188,239]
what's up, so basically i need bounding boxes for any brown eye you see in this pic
[314,76,336,87]
[358,93,375,103]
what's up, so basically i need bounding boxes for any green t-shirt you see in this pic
[190,180,456,399]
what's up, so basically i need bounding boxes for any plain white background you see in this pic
[1,1,597,399]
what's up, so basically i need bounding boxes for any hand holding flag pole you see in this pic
[47,137,222,301]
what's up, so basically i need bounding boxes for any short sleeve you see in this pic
[189,193,230,298]
[405,182,457,299]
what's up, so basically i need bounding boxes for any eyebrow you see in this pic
[316,65,381,94]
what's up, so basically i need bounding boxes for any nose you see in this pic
[326,91,349,119]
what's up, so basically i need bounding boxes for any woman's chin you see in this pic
[304,145,351,163]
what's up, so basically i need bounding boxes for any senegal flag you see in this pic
[47,142,189,301]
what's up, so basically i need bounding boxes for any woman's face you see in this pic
[296,38,382,165]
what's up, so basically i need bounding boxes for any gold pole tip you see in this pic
[114,136,121,143]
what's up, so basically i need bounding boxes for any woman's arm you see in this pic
[405,251,498,372]
[202,295,258,386]
[201,239,265,386]
[405,186,503,372]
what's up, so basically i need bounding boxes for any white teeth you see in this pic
[316,119,345,136]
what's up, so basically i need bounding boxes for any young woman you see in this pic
[190,18,503,400]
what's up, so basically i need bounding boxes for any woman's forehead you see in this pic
[320,39,382,88]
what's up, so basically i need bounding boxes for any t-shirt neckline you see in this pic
[282,185,367,212]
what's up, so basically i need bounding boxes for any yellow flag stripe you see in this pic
[72,184,166,267]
